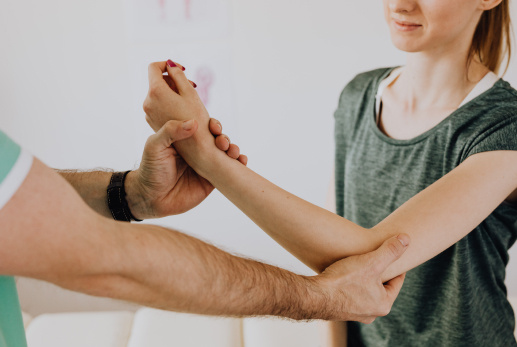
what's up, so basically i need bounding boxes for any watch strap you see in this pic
[107,171,142,222]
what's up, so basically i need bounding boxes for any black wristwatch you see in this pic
[107,171,142,222]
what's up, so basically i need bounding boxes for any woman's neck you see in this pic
[394,43,490,114]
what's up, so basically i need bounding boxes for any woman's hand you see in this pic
[143,60,207,131]
[143,60,242,170]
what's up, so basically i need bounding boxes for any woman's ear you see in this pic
[478,0,503,11]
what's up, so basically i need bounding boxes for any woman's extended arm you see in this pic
[144,61,517,282]
[195,143,517,282]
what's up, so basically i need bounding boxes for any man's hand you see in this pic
[312,234,410,323]
[126,119,248,219]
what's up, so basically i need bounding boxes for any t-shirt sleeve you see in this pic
[0,130,33,211]
[464,116,517,160]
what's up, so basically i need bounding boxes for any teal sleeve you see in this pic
[0,131,21,184]
[0,131,28,347]
[0,277,27,347]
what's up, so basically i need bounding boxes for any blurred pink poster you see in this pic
[127,0,231,42]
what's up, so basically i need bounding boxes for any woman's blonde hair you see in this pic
[469,0,513,75]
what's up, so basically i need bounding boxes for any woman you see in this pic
[142,0,517,345]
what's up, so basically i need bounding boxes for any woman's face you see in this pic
[383,0,486,53]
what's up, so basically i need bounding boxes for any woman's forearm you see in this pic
[178,145,380,274]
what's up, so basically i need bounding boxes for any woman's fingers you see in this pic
[148,61,173,91]
[163,76,197,93]
[209,118,223,136]
[163,76,179,94]
[166,59,196,95]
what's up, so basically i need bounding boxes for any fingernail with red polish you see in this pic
[192,81,197,88]
[167,59,177,68]
[181,66,186,71]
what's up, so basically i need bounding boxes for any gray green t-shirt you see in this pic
[0,130,32,347]
[334,67,517,347]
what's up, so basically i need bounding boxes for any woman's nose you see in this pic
[388,0,417,14]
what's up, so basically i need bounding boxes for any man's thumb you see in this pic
[369,234,410,275]
[154,119,198,148]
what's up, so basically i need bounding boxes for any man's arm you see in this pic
[56,169,114,218]
[143,61,517,283]
[0,152,409,322]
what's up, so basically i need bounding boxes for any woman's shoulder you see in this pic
[490,79,517,108]
[334,67,396,127]
[468,79,517,123]
[338,67,396,104]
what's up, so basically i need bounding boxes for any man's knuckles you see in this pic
[376,302,392,317]
[359,317,376,324]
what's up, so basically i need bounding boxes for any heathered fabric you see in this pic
[334,67,517,347]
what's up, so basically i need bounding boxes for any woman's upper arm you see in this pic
[372,150,517,282]
[0,158,121,282]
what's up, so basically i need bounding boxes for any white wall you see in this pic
[1,0,516,315]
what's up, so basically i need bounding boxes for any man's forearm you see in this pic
[65,222,334,320]
[57,170,146,220]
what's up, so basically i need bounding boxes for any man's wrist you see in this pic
[295,275,346,321]
[124,171,151,220]
[269,274,337,321]
[297,276,335,320]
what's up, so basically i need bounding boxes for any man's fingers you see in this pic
[384,273,406,302]
[166,60,195,95]
[369,234,410,276]
[238,155,248,166]
[213,130,247,163]
[215,135,230,151]
[209,118,223,136]
[226,144,240,159]
[150,120,198,149]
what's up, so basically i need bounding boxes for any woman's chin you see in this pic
[390,37,425,53]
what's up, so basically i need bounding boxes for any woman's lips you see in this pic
[392,18,422,32]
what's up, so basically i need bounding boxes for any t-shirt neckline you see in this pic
[369,67,502,146]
